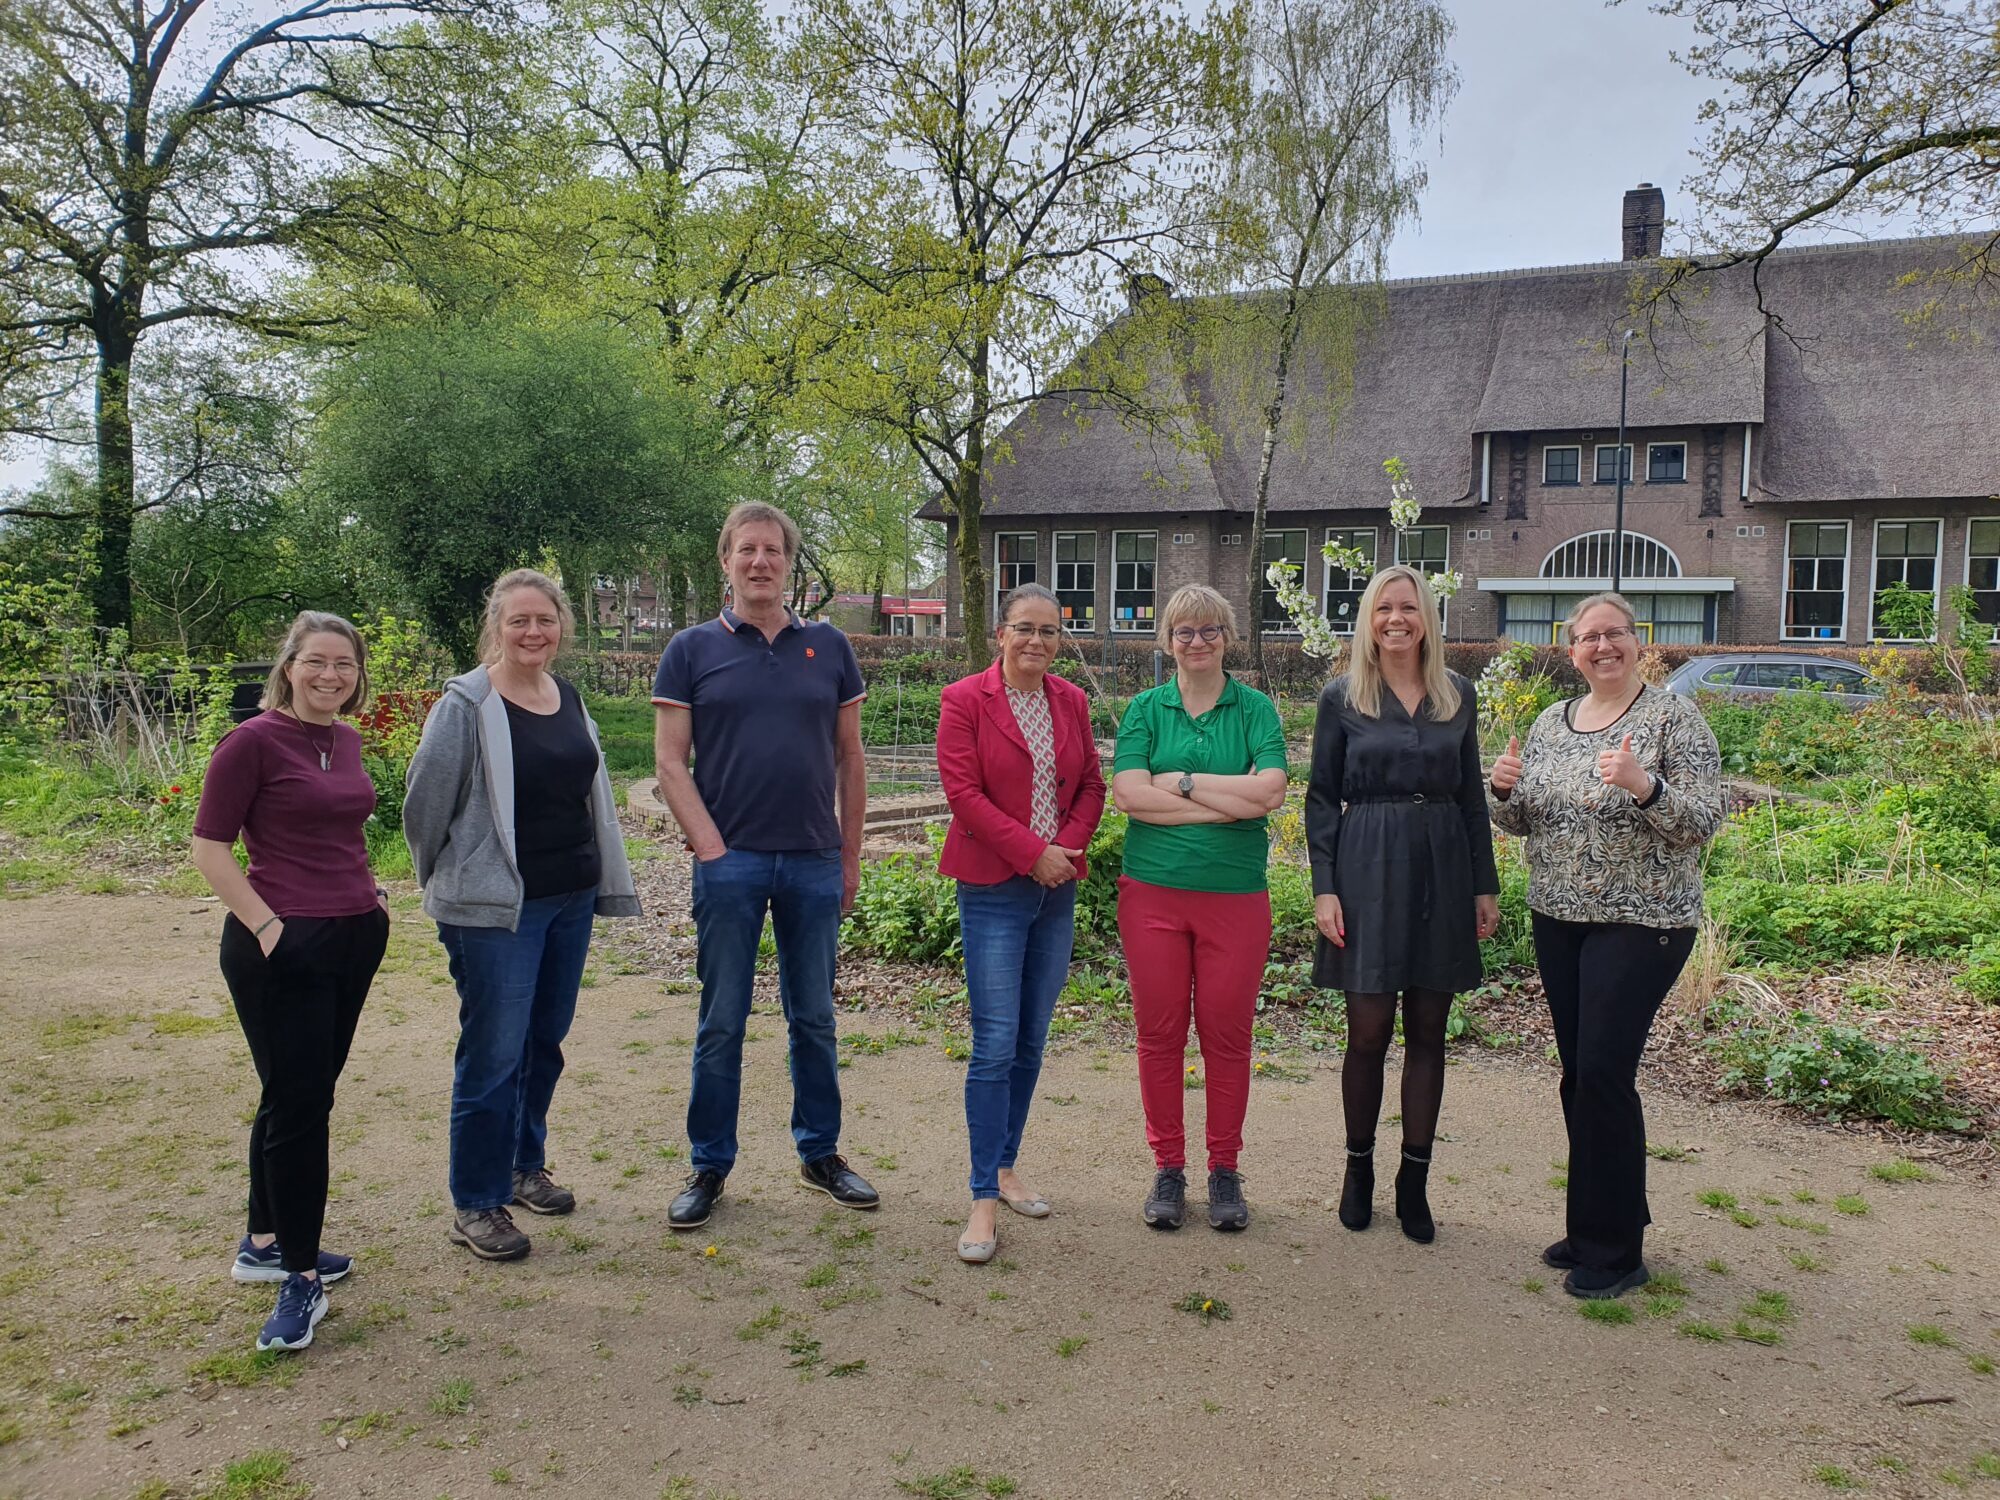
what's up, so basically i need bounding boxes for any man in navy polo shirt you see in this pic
[653,501,878,1229]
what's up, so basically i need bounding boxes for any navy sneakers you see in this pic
[231,1234,353,1285]
[256,1272,328,1352]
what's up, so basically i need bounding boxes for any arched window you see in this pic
[1540,531,1682,581]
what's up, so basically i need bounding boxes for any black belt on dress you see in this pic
[1347,792,1442,805]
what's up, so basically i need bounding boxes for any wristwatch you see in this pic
[1177,772,1195,799]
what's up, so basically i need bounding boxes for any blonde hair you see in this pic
[478,569,576,665]
[1563,591,1637,638]
[1344,565,1460,720]
[262,611,370,715]
[716,501,801,566]
[1156,583,1238,649]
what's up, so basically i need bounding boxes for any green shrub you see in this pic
[1708,877,2000,964]
[1957,942,2000,1004]
[859,684,943,747]
[1711,1009,1969,1132]
[843,844,962,966]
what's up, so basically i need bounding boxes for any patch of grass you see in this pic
[895,1467,980,1500]
[1647,1269,1690,1297]
[1869,1158,1933,1184]
[1731,1322,1783,1346]
[1645,1142,1693,1162]
[151,1010,230,1037]
[1696,1189,1738,1210]
[1174,1292,1231,1323]
[802,1263,839,1290]
[1578,1300,1634,1326]
[1054,1336,1089,1358]
[783,1329,822,1371]
[1792,1189,1818,1203]
[1730,1209,1762,1229]
[1809,1465,1859,1491]
[735,1304,785,1342]
[206,1450,307,1499]
[1677,1320,1727,1342]
[1522,1278,1544,1294]
[1973,1453,2000,1478]
[187,1349,298,1390]
[1775,1213,1830,1235]
[1907,1324,1955,1348]
[40,1012,136,1048]
[430,1377,474,1415]
[1788,1250,1828,1272]
[1967,1353,1995,1376]
[1833,1194,1870,1216]
[826,1358,868,1378]
[1742,1290,1794,1324]
[1703,1257,1730,1276]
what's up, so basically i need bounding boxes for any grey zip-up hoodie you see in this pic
[403,665,642,930]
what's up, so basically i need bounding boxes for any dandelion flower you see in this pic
[1201,1300,1214,1313]
[703,1244,719,1258]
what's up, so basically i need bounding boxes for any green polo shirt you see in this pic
[1113,674,1288,894]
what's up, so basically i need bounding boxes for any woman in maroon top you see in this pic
[191,612,389,1353]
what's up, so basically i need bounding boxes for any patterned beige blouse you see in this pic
[1487,685,1724,929]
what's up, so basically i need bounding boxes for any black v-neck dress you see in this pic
[1304,671,1499,994]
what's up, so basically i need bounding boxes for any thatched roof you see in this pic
[919,234,2000,521]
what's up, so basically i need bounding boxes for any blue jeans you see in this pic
[687,848,845,1176]
[958,876,1076,1199]
[440,890,596,1211]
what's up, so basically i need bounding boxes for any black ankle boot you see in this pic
[1338,1144,1374,1231]
[1395,1149,1435,1244]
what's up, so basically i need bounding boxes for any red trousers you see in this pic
[1117,876,1272,1172]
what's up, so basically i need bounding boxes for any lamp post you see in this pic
[1611,328,1634,593]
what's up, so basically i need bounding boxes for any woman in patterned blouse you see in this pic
[936,583,1107,1264]
[1488,592,1723,1299]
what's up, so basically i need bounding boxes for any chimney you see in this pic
[1622,183,1665,260]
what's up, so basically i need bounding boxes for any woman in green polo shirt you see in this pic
[1111,584,1288,1233]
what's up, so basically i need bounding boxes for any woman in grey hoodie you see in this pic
[404,569,640,1261]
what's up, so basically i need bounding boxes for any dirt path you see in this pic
[1,890,1996,1500]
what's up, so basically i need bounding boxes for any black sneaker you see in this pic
[512,1167,576,1216]
[1143,1168,1187,1230]
[668,1170,725,1230]
[1541,1238,1580,1271]
[1207,1168,1249,1231]
[449,1207,531,1261]
[799,1154,879,1210]
[1563,1262,1650,1300]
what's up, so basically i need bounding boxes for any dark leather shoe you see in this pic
[1563,1262,1650,1300]
[1394,1153,1435,1244]
[1338,1153,1374,1231]
[799,1154,879,1210]
[1542,1238,1580,1271]
[668,1170,725,1230]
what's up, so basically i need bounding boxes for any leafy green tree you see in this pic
[0,0,499,634]
[1216,0,1455,676]
[797,0,1245,665]
[313,310,737,664]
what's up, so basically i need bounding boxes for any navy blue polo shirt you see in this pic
[652,609,867,851]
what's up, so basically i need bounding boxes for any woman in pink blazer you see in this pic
[936,583,1107,1263]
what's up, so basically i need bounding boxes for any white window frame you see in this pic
[1321,527,1377,636]
[1259,528,1309,635]
[1869,517,1944,642]
[1781,519,1852,642]
[1645,441,1687,483]
[1110,529,1158,634]
[1052,529,1098,634]
[1593,443,1633,484]
[1395,525,1452,630]
[1542,445,1582,486]
[889,614,914,637]
[992,531,1037,618]
[1965,516,2000,643]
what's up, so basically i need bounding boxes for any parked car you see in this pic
[1662,653,1886,708]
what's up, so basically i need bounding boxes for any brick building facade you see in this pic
[922,191,2000,649]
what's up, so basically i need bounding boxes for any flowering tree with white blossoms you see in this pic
[1264,456,1462,665]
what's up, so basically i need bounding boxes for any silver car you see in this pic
[1662,653,1885,707]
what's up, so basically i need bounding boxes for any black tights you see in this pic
[1342,989,1452,1155]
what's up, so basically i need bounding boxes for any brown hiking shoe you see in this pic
[449,1206,530,1261]
[512,1167,576,1216]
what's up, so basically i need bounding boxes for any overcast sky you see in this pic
[0,1,1772,494]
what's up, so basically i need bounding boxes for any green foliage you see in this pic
[844,839,963,967]
[1707,878,2000,965]
[1710,1007,1968,1132]
[860,684,944,748]
[1957,941,2000,1004]
[1701,690,1859,782]
[1873,579,1937,643]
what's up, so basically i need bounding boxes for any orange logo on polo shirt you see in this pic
[806,647,816,657]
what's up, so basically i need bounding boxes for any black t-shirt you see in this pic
[506,677,602,901]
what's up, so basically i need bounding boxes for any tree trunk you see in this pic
[871,564,887,635]
[91,334,138,636]
[1246,286,1304,681]
[958,335,994,668]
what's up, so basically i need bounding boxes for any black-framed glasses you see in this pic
[1005,623,1062,641]
[1572,626,1638,647]
[1170,624,1224,645]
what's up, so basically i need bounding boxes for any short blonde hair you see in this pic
[1563,591,1637,639]
[262,611,370,715]
[1156,584,1238,649]
[478,569,576,664]
[716,501,801,566]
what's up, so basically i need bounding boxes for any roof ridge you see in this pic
[1376,231,1980,292]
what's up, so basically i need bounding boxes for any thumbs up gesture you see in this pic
[1597,731,1650,797]
[1488,734,1525,796]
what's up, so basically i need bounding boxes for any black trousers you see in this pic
[1531,913,1696,1273]
[220,910,388,1273]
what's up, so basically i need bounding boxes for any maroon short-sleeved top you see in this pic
[192,711,379,918]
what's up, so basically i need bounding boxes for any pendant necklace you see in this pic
[288,708,334,771]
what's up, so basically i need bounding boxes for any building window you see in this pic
[1870,519,1941,641]
[1260,529,1308,633]
[994,533,1036,616]
[1502,592,1709,646]
[1053,531,1097,632]
[1782,520,1850,641]
[1646,442,1686,483]
[1112,530,1157,633]
[1396,526,1451,629]
[889,614,913,637]
[1594,444,1633,484]
[1322,528,1377,635]
[1967,518,2000,641]
[1540,530,1681,581]
[1543,446,1581,486]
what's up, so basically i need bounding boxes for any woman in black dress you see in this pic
[1306,565,1499,1242]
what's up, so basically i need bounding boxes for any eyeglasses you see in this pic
[1571,627,1637,647]
[298,658,359,676]
[1170,624,1225,645]
[1005,623,1062,641]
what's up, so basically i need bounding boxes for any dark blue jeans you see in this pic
[687,847,845,1176]
[440,889,596,1211]
[958,876,1076,1199]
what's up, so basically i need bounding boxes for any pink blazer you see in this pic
[935,663,1107,885]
